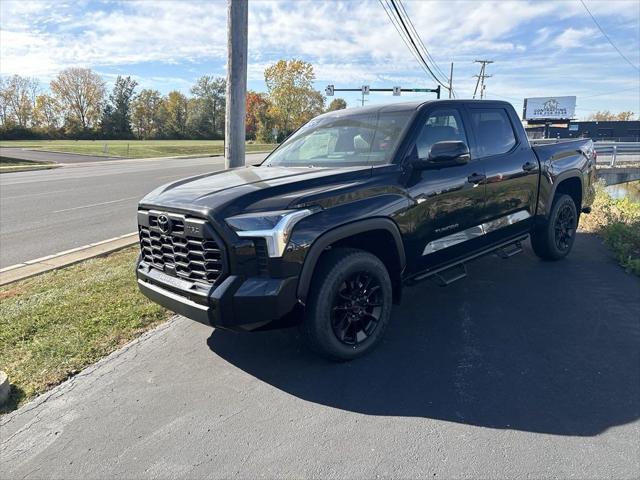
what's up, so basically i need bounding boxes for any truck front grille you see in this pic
[138,210,226,286]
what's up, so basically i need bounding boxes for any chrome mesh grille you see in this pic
[138,211,225,285]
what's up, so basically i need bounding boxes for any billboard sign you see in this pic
[524,96,576,120]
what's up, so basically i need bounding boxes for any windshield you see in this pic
[264,110,413,167]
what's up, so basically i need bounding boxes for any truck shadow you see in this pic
[207,234,640,436]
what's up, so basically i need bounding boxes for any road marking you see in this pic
[52,196,140,213]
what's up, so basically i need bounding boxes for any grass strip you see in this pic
[0,140,276,159]
[0,156,60,173]
[580,181,640,275]
[0,248,171,413]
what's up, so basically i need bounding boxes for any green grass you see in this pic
[0,140,277,159]
[580,181,640,275]
[0,156,59,173]
[0,248,171,413]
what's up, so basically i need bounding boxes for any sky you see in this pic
[1,0,639,119]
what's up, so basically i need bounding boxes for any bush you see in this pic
[580,182,640,275]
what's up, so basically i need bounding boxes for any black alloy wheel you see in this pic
[554,202,577,252]
[331,272,384,345]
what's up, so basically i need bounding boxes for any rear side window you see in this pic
[470,109,517,157]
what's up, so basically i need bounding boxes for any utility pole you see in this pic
[224,0,248,169]
[448,62,454,99]
[473,59,493,99]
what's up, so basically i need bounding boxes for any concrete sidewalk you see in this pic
[1,235,639,479]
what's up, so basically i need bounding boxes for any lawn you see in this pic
[0,248,171,413]
[0,139,277,159]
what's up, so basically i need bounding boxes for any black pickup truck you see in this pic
[137,100,596,360]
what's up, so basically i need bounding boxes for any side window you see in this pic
[416,109,468,159]
[470,109,517,157]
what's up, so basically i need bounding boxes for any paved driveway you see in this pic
[1,234,639,479]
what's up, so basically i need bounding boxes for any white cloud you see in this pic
[553,27,598,49]
[0,0,638,116]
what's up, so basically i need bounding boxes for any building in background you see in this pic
[525,120,640,141]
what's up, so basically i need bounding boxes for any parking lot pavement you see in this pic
[2,234,639,479]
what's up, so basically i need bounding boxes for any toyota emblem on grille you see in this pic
[157,214,172,234]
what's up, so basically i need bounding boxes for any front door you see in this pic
[402,106,487,274]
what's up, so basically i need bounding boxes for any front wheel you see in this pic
[531,194,578,260]
[302,248,393,361]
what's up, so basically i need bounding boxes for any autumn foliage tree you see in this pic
[327,98,347,112]
[587,110,637,121]
[264,59,324,139]
[245,91,270,140]
[50,68,105,131]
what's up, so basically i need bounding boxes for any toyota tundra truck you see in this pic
[136,100,596,360]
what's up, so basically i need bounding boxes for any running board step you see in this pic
[495,241,523,259]
[414,263,468,287]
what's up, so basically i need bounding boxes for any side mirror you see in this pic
[412,141,470,169]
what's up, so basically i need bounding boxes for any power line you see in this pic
[379,0,450,90]
[395,0,449,85]
[389,0,450,89]
[579,0,640,72]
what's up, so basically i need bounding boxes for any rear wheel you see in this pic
[302,248,393,361]
[531,194,578,260]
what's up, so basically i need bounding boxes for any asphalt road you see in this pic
[2,234,638,479]
[1,147,124,164]
[0,153,268,267]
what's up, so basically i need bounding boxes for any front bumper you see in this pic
[136,260,299,331]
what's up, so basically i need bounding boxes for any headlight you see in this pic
[225,209,315,257]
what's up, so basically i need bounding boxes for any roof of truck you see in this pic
[320,99,512,118]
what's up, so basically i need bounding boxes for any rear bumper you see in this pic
[136,260,299,331]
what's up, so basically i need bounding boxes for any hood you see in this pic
[140,165,372,218]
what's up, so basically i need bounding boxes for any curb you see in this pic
[0,233,138,286]
[0,371,9,406]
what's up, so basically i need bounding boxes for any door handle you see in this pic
[467,173,486,184]
[522,161,537,171]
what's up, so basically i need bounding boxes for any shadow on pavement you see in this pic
[208,234,640,436]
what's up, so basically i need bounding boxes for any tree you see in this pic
[587,111,615,121]
[190,76,226,138]
[616,111,635,121]
[110,76,138,136]
[50,68,105,131]
[587,110,637,121]
[164,91,189,138]
[264,59,325,137]
[2,75,39,128]
[245,91,270,140]
[32,94,60,131]
[327,98,347,112]
[131,89,165,139]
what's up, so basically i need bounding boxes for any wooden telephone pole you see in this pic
[224,0,248,169]
[473,59,493,100]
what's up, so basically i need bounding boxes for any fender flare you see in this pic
[548,169,583,212]
[296,217,406,304]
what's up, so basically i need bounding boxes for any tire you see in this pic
[302,248,393,361]
[531,194,578,261]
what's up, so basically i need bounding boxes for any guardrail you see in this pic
[594,142,639,166]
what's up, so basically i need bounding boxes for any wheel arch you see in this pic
[552,172,583,212]
[297,218,406,305]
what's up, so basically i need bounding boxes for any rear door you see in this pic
[402,106,487,273]
[466,105,539,234]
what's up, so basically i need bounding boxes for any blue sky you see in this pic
[1,0,639,119]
